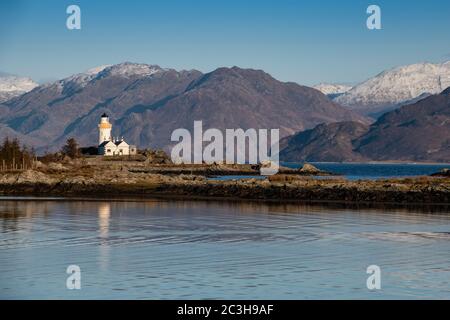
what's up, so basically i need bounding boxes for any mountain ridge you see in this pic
[334,61,450,117]
[281,87,450,162]
[0,73,38,103]
[0,63,367,153]
[313,83,353,99]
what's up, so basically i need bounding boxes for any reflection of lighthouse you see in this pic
[98,202,111,239]
[98,202,111,271]
[98,113,112,145]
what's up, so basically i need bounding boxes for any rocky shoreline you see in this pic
[0,160,449,205]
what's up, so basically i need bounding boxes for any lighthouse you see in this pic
[98,113,112,144]
[97,113,137,156]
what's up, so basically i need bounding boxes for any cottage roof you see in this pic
[99,141,115,147]
[115,140,129,146]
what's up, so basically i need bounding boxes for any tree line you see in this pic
[0,137,35,171]
[0,137,81,171]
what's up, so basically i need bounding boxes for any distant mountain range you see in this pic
[0,63,366,153]
[312,83,352,99]
[0,72,38,103]
[2,61,449,162]
[280,88,450,162]
[334,61,450,118]
[312,61,450,118]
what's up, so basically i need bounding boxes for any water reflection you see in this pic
[98,203,110,239]
[98,203,111,271]
[1,197,450,299]
[0,200,52,233]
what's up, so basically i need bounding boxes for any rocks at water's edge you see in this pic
[431,168,450,177]
[299,163,324,174]
[0,159,449,204]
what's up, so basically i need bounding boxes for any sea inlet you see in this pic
[1,197,449,299]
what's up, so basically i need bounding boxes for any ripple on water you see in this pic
[0,198,450,299]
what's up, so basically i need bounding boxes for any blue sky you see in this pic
[1,0,449,85]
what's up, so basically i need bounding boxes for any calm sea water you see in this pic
[210,163,450,181]
[286,162,450,180]
[1,197,450,299]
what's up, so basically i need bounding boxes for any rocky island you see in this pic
[0,156,449,205]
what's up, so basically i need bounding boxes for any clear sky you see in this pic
[1,0,449,85]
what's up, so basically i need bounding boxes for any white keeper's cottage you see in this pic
[97,113,137,156]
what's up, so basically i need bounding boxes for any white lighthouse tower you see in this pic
[98,113,112,144]
[97,113,137,156]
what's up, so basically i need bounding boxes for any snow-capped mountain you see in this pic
[98,62,164,78]
[47,65,111,91]
[313,83,352,98]
[280,87,450,162]
[0,73,38,103]
[42,62,166,95]
[335,61,450,116]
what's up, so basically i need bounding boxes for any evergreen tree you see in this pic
[61,138,80,158]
